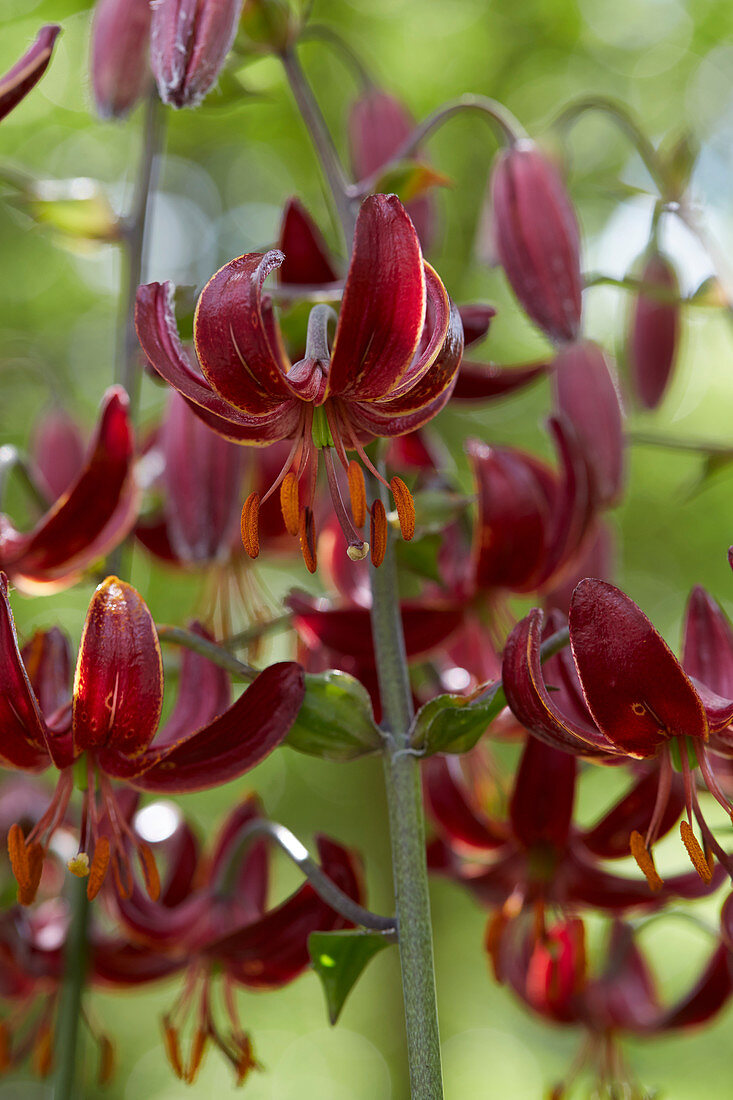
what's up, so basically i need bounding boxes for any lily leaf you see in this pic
[410,680,506,755]
[286,670,383,761]
[309,930,394,1025]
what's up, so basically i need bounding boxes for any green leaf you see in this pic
[21,178,120,243]
[309,930,393,1024]
[286,670,383,761]
[410,680,506,755]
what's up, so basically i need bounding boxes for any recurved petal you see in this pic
[657,944,733,1030]
[552,340,625,509]
[502,609,618,757]
[509,736,576,850]
[154,623,231,750]
[91,938,186,986]
[326,195,426,399]
[135,281,299,443]
[458,304,496,348]
[104,662,304,791]
[423,756,508,852]
[451,359,548,402]
[207,836,363,987]
[0,25,60,122]
[467,440,550,592]
[287,592,463,664]
[278,197,340,286]
[194,251,294,412]
[208,795,269,919]
[31,406,85,502]
[73,577,163,757]
[0,575,51,770]
[0,387,135,590]
[21,627,72,726]
[569,579,708,756]
[682,585,733,701]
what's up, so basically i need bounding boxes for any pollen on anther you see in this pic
[280,472,300,536]
[139,841,161,901]
[347,461,367,528]
[163,1022,184,1079]
[370,500,387,567]
[390,476,415,541]
[629,829,663,891]
[240,492,261,559]
[87,836,111,900]
[680,820,714,884]
[299,506,317,574]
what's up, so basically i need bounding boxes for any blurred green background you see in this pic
[2,0,733,1096]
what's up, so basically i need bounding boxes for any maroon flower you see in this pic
[627,250,680,410]
[30,406,86,502]
[277,197,340,289]
[503,579,733,887]
[0,574,304,904]
[112,796,364,1084]
[150,0,244,109]
[0,387,138,594]
[90,0,152,119]
[0,25,60,122]
[490,141,582,344]
[136,194,463,569]
[552,339,625,509]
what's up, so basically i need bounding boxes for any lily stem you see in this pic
[116,90,166,413]
[53,877,90,1100]
[279,45,356,246]
[369,472,444,1099]
[215,818,396,934]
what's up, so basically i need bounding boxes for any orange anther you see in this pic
[7,823,28,893]
[240,492,261,559]
[347,461,367,528]
[162,1021,184,1079]
[484,910,507,981]
[87,836,111,901]
[235,1034,260,1086]
[32,1025,53,1078]
[186,1027,208,1084]
[98,1035,115,1085]
[299,506,317,574]
[629,830,663,892]
[680,820,714,884]
[138,841,161,902]
[370,500,387,568]
[21,842,44,907]
[111,853,132,900]
[390,476,415,541]
[279,472,300,536]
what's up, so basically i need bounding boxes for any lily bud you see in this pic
[491,141,582,344]
[349,89,436,248]
[150,0,244,109]
[627,251,680,410]
[90,0,152,119]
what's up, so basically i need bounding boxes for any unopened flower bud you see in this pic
[150,0,244,110]
[90,0,152,119]
[627,250,680,410]
[491,141,582,344]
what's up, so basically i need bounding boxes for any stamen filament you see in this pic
[323,446,368,559]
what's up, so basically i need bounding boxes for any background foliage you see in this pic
[1,0,733,1095]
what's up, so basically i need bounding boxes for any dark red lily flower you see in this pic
[494,913,732,1098]
[0,573,304,904]
[552,339,625,509]
[112,795,364,1085]
[0,25,60,122]
[150,0,243,109]
[90,0,152,119]
[349,88,437,249]
[136,194,463,569]
[0,387,138,594]
[503,579,733,889]
[30,406,86,502]
[426,733,711,936]
[467,415,596,600]
[490,141,582,344]
[627,250,680,410]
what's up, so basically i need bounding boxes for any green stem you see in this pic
[628,431,733,458]
[116,91,166,411]
[551,95,667,194]
[369,475,443,1099]
[53,878,90,1099]
[351,94,525,199]
[279,46,356,245]
[157,624,257,681]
